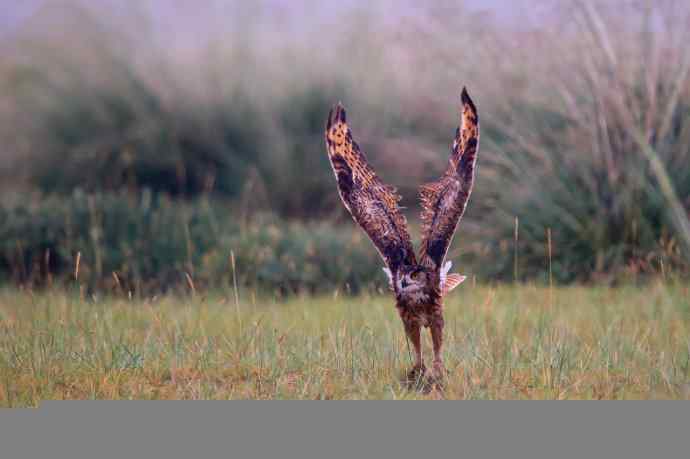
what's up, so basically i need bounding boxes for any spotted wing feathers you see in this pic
[418,87,479,271]
[325,103,417,273]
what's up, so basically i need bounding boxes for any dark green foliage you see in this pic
[0,192,383,294]
[472,98,690,283]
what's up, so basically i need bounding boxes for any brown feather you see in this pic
[418,87,479,271]
[325,103,417,273]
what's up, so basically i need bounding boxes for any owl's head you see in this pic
[395,265,433,294]
[383,261,465,297]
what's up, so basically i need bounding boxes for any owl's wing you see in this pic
[418,87,479,272]
[325,103,417,273]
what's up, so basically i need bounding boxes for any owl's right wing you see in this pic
[418,87,479,272]
[325,103,417,273]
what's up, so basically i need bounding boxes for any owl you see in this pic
[325,87,479,381]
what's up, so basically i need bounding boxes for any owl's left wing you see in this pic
[418,87,479,272]
[325,103,417,273]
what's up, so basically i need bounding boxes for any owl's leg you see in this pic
[400,311,425,378]
[430,311,446,379]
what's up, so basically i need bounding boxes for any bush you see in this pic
[463,3,690,282]
[0,191,384,294]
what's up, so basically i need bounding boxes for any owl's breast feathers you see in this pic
[396,287,442,327]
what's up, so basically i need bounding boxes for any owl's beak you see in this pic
[401,279,409,289]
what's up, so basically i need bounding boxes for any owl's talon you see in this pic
[431,361,446,382]
[406,364,427,383]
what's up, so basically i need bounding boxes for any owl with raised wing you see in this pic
[325,87,479,381]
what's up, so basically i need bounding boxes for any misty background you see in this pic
[1,0,689,294]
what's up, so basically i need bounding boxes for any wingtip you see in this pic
[460,86,476,109]
[327,102,347,129]
[460,86,478,124]
[327,101,347,126]
[326,107,334,130]
[335,101,346,123]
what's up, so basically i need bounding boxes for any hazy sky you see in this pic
[0,0,536,38]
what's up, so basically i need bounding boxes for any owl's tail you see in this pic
[440,260,467,295]
[442,273,467,296]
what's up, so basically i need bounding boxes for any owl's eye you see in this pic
[411,271,421,280]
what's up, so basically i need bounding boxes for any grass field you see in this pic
[1,282,689,404]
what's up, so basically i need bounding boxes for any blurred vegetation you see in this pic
[1,1,689,291]
[0,191,384,295]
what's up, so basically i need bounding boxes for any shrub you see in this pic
[463,2,690,282]
[0,191,384,294]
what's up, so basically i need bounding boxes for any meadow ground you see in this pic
[1,282,689,404]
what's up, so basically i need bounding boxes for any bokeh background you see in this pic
[1,0,689,294]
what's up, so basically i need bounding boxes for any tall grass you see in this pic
[464,1,690,281]
[1,283,688,403]
[1,0,689,284]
